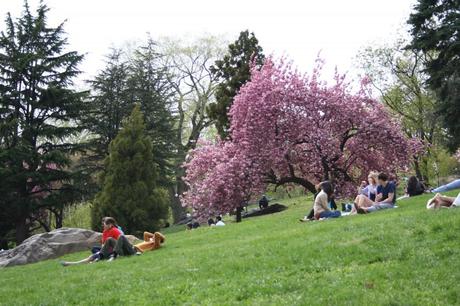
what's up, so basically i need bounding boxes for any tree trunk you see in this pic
[169,177,187,223]
[0,238,8,250]
[54,208,63,229]
[413,157,423,181]
[236,206,242,223]
[15,217,29,245]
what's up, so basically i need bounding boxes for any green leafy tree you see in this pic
[91,105,169,235]
[158,35,225,222]
[207,30,264,138]
[407,0,460,150]
[357,38,442,183]
[0,1,87,243]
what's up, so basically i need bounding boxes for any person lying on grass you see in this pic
[426,193,460,209]
[355,173,396,214]
[60,217,121,266]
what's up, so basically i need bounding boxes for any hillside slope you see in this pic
[1,191,459,305]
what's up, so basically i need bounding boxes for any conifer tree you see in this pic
[0,1,87,243]
[207,30,264,138]
[91,105,169,234]
[407,0,460,150]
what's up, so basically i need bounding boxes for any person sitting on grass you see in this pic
[406,176,425,197]
[61,230,166,266]
[357,173,396,214]
[259,195,269,210]
[426,193,460,209]
[312,181,341,219]
[60,217,121,266]
[301,181,339,221]
[350,172,379,214]
[215,216,225,226]
[207,218,216,226]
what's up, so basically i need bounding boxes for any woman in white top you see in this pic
[313,181,341,219]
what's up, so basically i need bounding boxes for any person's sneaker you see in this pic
[60,261,69,267]
[135,252,142,256]
[108,255,116,262]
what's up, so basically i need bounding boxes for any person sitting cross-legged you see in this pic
[357,173,396,214]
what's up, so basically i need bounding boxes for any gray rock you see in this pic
[0,227,102,268]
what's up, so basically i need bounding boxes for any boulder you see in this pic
[242,203,288,219]
[0,227,102,268]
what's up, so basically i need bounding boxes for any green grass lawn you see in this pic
[1,191,460,305]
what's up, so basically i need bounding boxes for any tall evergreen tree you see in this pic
[127,39,177,186]
[207,30,264,138]
[84,48,131,162]
[85,41,177,188]
[91,105,169,235]
[0,1,87,243]
[407,0,460,150]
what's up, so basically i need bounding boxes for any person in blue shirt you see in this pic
[358,173,396,214]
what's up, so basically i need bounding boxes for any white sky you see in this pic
[1,0,416,86]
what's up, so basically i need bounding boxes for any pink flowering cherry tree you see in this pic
[182,57,420,220]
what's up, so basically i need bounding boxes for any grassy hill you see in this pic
[1,191,459,305]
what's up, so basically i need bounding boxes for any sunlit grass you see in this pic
[1,191,459,305]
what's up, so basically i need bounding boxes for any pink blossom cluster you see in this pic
[182,57,419,218]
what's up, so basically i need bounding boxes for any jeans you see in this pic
[366,202,394,212]
[432,179,460,193]
[114,235,136,256]
[319,210,341,218]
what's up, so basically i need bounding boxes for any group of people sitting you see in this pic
[301,171,460,221]
[186,216,226,230]
[301,172,399,221]
[207,216,226,227]
[61,217,165,266]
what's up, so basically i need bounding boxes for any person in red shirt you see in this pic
[61,217,121,266]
